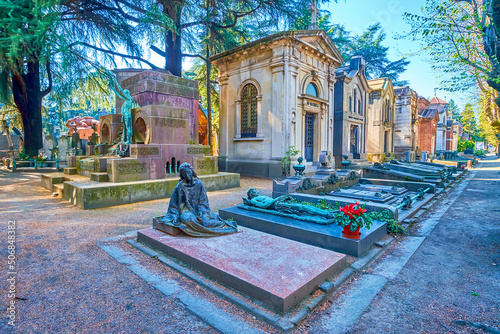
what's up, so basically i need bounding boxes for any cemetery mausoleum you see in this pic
[211,30,344,178]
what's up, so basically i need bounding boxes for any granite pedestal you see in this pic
[219,207,387,257]
[137,227,346,313]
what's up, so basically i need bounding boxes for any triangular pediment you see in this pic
[292,30,344,65]
[210,29,344,66]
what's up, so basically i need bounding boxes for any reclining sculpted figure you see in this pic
[241,188,339,224]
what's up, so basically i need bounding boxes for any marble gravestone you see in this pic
[58,136,70,162]
[40,135,55,159]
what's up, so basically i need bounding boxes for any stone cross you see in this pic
[309,0,318,30]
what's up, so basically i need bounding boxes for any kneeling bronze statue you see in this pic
[157,163,238,237]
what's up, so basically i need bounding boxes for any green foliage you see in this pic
[458,139,475,152]
[366,209,405,234]
[314,198,339,211]
[474,149,485,157]
[478,89,500,146]
[17,149,30,161]
[282,145,301,176]
[448,99,460,118]
[404,0,500,121]
[345,23,410,83]
[457,103,479,138]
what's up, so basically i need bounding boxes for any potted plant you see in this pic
[337,202,373,239]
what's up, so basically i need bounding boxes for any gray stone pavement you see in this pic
[0,157,498,333]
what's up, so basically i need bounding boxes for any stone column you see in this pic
[256,95,263,138]
[235,99,241,139]
[218,75,230,165]
[290,63,300,152]
[270,54,285,160]
[328,73,335,154]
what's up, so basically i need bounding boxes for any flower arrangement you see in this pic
[337,202,373,238]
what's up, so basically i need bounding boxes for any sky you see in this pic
[326,0,473,110]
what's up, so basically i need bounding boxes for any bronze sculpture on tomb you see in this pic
[103,71,134,145]
[240,188,341,225]
[157,163,238,237]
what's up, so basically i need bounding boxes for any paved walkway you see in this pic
[0,158,498,333]
[303,156,500,334]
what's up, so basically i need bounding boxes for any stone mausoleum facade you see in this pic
[211,30,344,178]
[333,57,370,166]
[394,86,419,160]
[366,77,396,163]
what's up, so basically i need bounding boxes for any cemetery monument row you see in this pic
[41,69,240,209]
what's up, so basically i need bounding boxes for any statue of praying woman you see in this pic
[158,163,238,237]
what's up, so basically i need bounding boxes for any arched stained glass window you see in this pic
[241,83,258,137]
[306,83,318,97]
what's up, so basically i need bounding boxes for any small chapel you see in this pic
[211,24,344,177]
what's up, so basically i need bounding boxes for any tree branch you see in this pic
[182,1,264,30]
[150,45,167,57]
[70,42,160,69]
[181,53,208,62]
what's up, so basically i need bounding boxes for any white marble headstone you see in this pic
[58,136,69,161]
[42,136,54,159]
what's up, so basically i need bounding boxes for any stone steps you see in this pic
[53,184,64,197]
[90,172,110,183]
[64,167,77,175]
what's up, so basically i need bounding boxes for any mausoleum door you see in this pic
[350,125,360,159]
[305,113,315,162]
[384,131,388,154]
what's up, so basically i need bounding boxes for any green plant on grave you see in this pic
[17,149,30,161]
[281,145,301,177]
[367,209,406,235]
[314,198,339,211]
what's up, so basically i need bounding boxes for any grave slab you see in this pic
[219,206,387,257]
[327,188,395,203]
[137,227,346,313]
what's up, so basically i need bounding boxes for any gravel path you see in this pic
[1,159,499,333]
[0,173,272,333]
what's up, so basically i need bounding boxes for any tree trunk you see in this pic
[162,1,184,76]
[11,61,44,158]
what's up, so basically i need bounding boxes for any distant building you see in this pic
[428,97,452,152]
[333,56,370,166]
[366,77,396,162]
[452,121,463,151]
[417,97,439,157]
[394,86,419,160]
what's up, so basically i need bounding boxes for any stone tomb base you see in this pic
[219,207,387,257]
[137,227,346,313]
